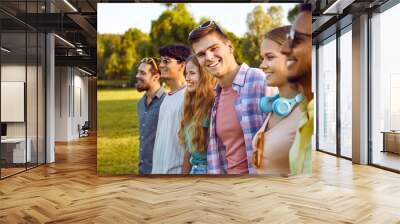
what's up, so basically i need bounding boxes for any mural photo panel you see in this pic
[97,3,313,176]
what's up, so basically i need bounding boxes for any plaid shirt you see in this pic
[207,63,267,174]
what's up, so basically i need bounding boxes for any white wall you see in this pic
[1,82,25,122]
[55,67,89,141]
[72,72,89,138]
[55,66,69,141]
[1,64,26,81]
[1,63,46,164]
[1,65,27,138]
[1,65,25,126]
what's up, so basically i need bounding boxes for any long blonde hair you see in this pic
[178,55,216,152]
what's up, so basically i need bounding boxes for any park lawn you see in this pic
[97,88,143,174]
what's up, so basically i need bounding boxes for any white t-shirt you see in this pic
[151,87,186,174]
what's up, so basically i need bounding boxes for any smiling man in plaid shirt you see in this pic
[188,21,267,174]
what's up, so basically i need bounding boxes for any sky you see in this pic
[97,3,296,37]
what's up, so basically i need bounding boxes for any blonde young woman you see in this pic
[178,55,216,174]
[252,26,305,176]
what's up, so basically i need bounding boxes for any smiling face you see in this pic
[185,61,200,93]
[191,32,234,80]
[135,63,159,92]
[158,56,185,81]
[281,11,312,83]
[259,38,289,87]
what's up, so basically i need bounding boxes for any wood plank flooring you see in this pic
[1,135,400,223]
[372,151,400,171]
[1,167,26,178]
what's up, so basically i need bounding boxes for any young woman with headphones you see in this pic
[252,25,305,176]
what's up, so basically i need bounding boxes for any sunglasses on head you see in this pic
[188,20,220,38]
[140,57,159,72]
[286,29,312,48]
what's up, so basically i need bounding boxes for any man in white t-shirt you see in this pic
[151,44,191,174]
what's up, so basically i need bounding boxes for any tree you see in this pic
[242,5,283,67]
[149,3,197,55]
[120,28,150,80]
[287,5,300,24]
[97,34,121,80]
[105,52,122,80]
[224,31,246,65]
[268,6,284,28]
[97,35,106,80]
[97,29,150,83]
[247,6,271,42]
[98,4,289,86]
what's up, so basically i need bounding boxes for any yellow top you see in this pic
[289,99,314,175]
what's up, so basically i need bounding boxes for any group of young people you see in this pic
[135,4,313,176]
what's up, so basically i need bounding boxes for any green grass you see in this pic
[97,88,142,174]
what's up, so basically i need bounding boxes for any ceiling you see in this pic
[311,0,391,43]
[0,0,99,74]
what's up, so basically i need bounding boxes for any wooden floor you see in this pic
[373,151,400,171]
[1,135,400,223]
[1,167,26,178]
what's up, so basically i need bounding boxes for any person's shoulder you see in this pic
[240,63,264,80]
[158,87,166,98]
[137,95,146,112]
[247,67,265,79]
[181,86,187,95]
[137,95,146,105]
[159,94,166,102]
[245,67,266,87]
[176,87,187,100]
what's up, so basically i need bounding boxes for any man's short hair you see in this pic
[188,21,229,45]
[158,44,191,62]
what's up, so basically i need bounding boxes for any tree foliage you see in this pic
[98,4,286,85]
[287,5,300,24]
[97,34,121,80]
[149,3,197,55]
[242,5,283,67]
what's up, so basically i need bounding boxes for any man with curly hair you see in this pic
[151,43,191,174]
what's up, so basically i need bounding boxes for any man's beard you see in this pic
[136,81,150,92]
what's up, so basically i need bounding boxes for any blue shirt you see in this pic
[137,87,165,175]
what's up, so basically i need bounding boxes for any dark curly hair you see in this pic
[158,44,191,63]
